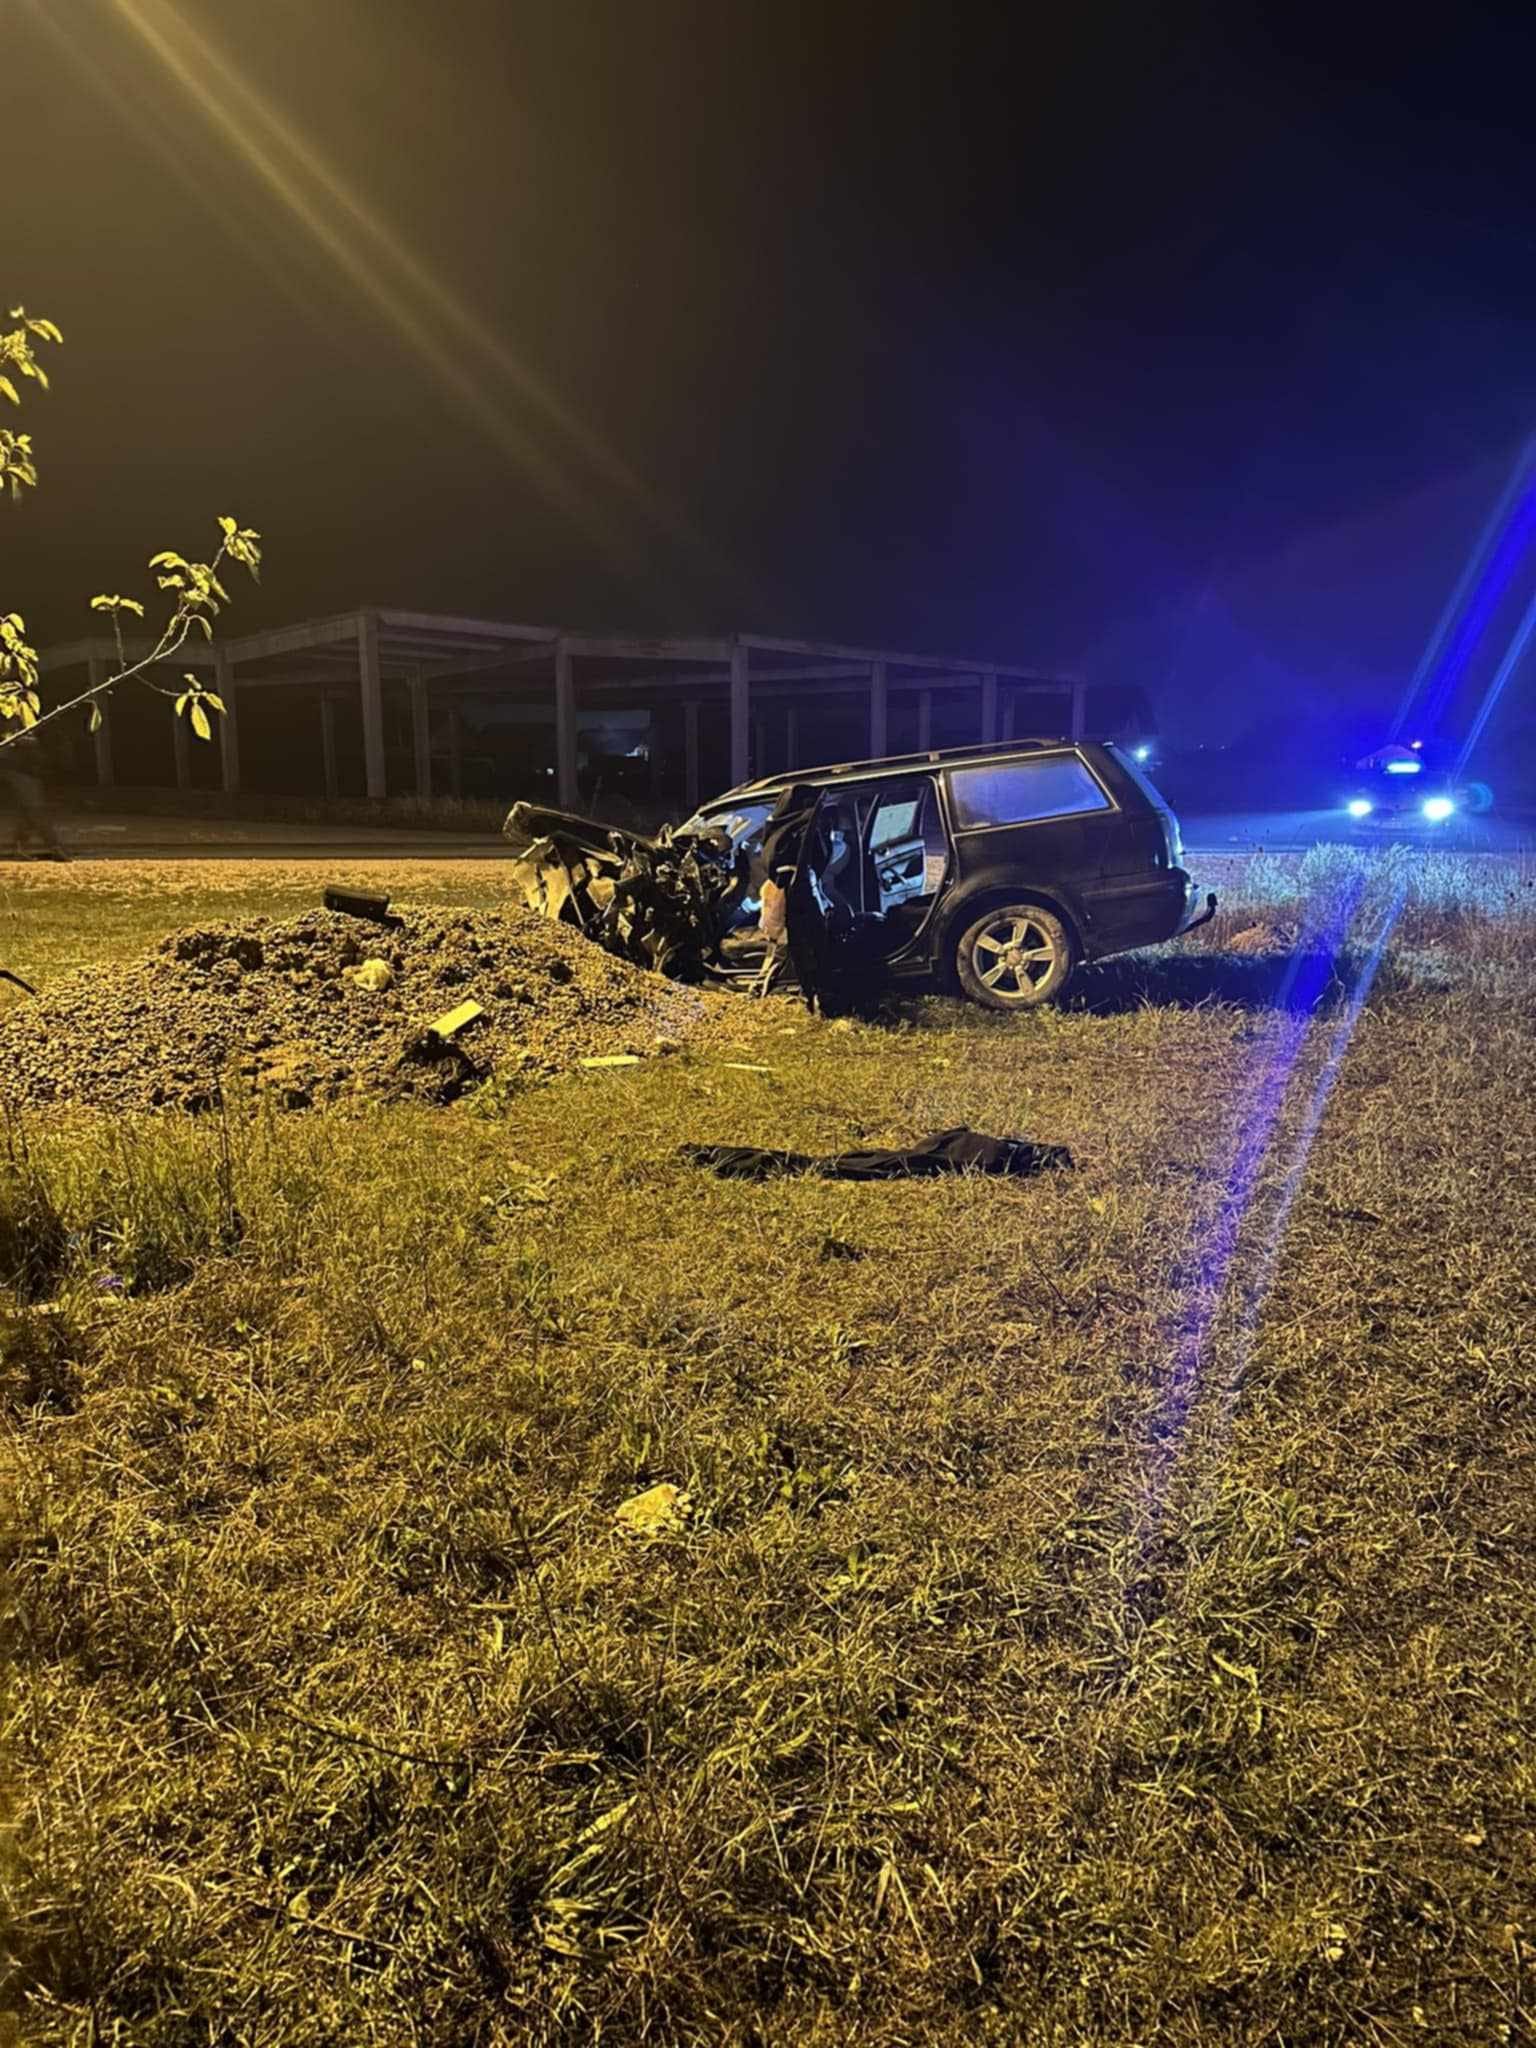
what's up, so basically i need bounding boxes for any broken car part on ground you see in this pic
[504,736,1216,1013]
[679,1126,1075,1181]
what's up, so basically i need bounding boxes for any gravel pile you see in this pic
[0,902,748,1113]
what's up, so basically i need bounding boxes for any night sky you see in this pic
[11,0,1536,741]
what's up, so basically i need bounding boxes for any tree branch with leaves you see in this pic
[0,307,262,755]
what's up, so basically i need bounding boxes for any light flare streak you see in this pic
[1136,869,1402,1537]
[37,0,742,613]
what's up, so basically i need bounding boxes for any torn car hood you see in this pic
[502,800,742,981]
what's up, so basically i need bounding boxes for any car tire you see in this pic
[953,902,1074,1009]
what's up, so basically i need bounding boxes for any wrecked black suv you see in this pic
[502,738,1215,1011]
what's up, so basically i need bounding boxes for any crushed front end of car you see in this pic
[501,802,747,981]
[501,789,885,1013]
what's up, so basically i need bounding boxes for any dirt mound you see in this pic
[0,902,747,1114]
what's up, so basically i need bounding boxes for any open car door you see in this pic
[781,787,891,1011]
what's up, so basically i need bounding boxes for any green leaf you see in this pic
[87,702,102,735]
[148,551,187,570]
[175,691,190,716]
[0,377,17,406]
[219,515,237,536]
[190,701,212,742]
[202,691,226,715]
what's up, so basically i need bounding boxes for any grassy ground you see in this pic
[3,848,1535,2045]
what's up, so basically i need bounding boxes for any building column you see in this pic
[869,659,888,759]
[785,702,799,771]
[446,700,463,799]
[89,658,114,787]
[1070,681,1088,740]
[980,670,999,744]
[409,673,432,800]
[753,716,768,775]
[729,639,750,786]
[1002,690,1016,742]
[319,692,339,801]
[554,638,578,810]
[171,686,192,790]
[917,689,932,752]
[683,700,701,812]
[358,609,386,801]
[215,649,238,793]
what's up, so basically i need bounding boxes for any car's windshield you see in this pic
[677,801,774,849]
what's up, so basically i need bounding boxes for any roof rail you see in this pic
[723,733,1076,799]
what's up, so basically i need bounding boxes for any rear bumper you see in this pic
[1078,869,1215,957]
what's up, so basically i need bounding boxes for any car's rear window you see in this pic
[1107,748,1172,810]
[947,754,1112,829]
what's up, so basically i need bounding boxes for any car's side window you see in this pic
[947,754,1111,829]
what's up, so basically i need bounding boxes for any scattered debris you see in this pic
[349,957,395,992]
[580,1054,642,1069]
[679,1127,1075,1182]
[614,1482,692,1538]
[322,886,400,927]
[427,999,484,1041]
[0,903,751,1115]
[0,968,37,997]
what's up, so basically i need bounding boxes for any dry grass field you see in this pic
[3,845,1534,2045]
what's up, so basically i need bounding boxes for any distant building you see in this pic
[39,607,1117,809]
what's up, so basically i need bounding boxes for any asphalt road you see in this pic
[17,807,1536,864]
[1180,807,1535,859]
[33,817,512,862]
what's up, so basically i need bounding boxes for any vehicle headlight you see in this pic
[1346,798,1372,818]
[1133,744,1151,762]
[1422,796,1455,822]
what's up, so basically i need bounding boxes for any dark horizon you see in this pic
[10,0,1536,746]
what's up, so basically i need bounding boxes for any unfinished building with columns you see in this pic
[37,609,1148,812]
